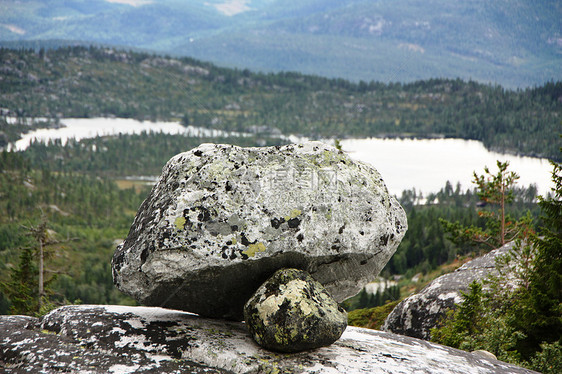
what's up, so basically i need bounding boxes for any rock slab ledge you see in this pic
[0,305,539,373]
[382,242,519,340]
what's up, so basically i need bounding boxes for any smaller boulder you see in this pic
[244,268,347,353]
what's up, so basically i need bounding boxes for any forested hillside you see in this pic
[0,45,559,316]
[1,0,560,87]
[1,46,561,161]
[0,132,544,315]
[0,133,284,314]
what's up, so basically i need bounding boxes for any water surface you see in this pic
[11,118,554,196]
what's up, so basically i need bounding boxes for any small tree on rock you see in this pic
[440,160,531,253]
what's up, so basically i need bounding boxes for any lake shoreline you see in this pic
[4,117,554,196]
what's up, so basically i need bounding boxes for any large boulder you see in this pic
[244,268,348,352]
[0,305,538,373]
[382,242,517,340]
[112,142,407,320]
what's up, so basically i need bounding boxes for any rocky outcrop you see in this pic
[0,305,538,373]
[244,268,347,352]
[382,242,517,340]
[112,142,407,320]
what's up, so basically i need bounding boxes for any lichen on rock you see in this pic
[244,268,348,353]
[0,305,539,373]
[112,141,407,320]
[382,241,521,340]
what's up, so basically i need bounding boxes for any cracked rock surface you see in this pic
[112,141,407,320]
[244,268,347,352]
[0,305,538,373]
[382,242,518,340]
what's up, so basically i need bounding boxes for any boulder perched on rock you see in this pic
[382,242,518,340]
[112,141,407,320]
[0,305,538,373]
[244,268,347,352]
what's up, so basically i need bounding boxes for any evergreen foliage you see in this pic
[343,284,401,311]
[386,181,540,275]
[440,161,533,253]
[430,159,562,374]
[0,46,560,161]
[0,245,38,315]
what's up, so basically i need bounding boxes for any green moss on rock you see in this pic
[244,268,347,353]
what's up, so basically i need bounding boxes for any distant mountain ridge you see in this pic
[0,0,561,87]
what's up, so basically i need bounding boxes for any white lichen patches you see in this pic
[108,364,141,374]
[123,317,144,330]
[256,279,309,321]
[113,141,408,319]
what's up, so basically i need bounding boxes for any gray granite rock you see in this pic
[112,141,407,320]
[0,305,538,373]
[244,268,347,352]
[382,242,517,340]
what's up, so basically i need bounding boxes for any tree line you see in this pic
[0,46,560,161]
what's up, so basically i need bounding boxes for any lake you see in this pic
[340,138,553,197]
[10,117,554,196]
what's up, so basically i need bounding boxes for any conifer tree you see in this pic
[440,160,531,252]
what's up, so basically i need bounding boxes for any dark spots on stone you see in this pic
[240,252,249,260]
[338,225,345,234]
[240,232,254,246]
[338,196,342,203]
[171,181,179,190]
[271,217,285,229]
[230,225,238,232]
[340,159,346,164]
[140,247,149,265]
[226,240,233,245]
[221,245,238,260]
[271,299,293,325]
[225,181,233,192]
[162,231,171,239]
[297,233,304,242]
[331,244,340,250]
[379,234,390,246]
[191,245,197,249]
[193,150,203,157]
[395,219,402,233]
[112,250,124,273]
[359,230,365,236]
[360,259,368,265]
[288,217,301,229]
[197,207,211,222]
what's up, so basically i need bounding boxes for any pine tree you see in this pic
[440,160,531,252]
[517,159,562,356]
[0,245,38,315]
